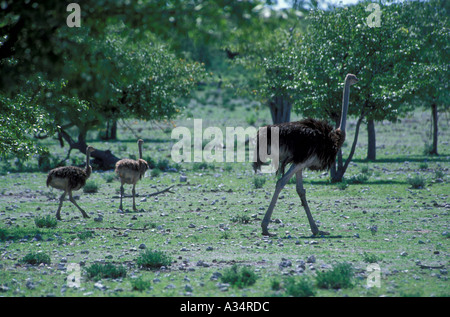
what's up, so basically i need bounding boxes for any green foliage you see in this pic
[231,214,251,224]
[136,249,172,270]
[315,263,354,290]
[253,176,266,189]
[221,264,258,289]
[77,231,94,241]
[83,180,100,194]
[362,252,382,264]
[85,263,127,281]
[407,174,426,189]
[34,215,57,229]
[150,168,162,177]
[131,277,151,292]
[0,227,43,242]
[284,276,316,297]
[20,252,51,266]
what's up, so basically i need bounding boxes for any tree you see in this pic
[403,0,449,155]
[289,1,420,180]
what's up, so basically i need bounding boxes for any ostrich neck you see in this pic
[339,80,351,133]
[85,150,92,177]
[138,144,143,159]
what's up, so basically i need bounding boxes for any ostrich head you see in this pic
[86,146,95,154]
[345,74,359,85]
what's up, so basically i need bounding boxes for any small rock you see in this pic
[400,252,408,257]
[94,282,107,291]
[306,255,316,263]
[138,243,146,249]
[279,258,292,269]
[185,284,193,292]
[180,175,187,182]
[210,272,222,281]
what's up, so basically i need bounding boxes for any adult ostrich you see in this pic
[253,74,359,236]
[46,146,95,220]
[115,139,149,211]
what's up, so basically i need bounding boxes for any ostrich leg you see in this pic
[132,184,137,211]
[261,164,299,236]
[119,182,124,211]
[68,191,90,218]
[295,170,329,236]
[56,192,66,220]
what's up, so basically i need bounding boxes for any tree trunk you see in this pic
[430,103,438,155]
[331,113,365,182]
[367,118,376,161]
[59,128,120,170]
[268,95,292,124]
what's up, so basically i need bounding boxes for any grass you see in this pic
[20,252,51,265]
[221,264,258,289]
[136,249,172,270]
[0,105,448,297]
[85,263,127,281]
[34,215,57,228]
[315,263,354,290]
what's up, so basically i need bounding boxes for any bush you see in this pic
[150,168,161,177]
[136,249,172,270]
[77,230,94,240]
[348,173,369,184]
[231,214,251,224]
[221,264,258,289]
[362,252,381,264]
[131,277,152,292]
[20,252,51,265]
[315,263,354,290]
[85,263,127,280]
[83,180,100,193]
[407,174,426,189]
[253,176,266,189]
[284,276,316,297]
[34,215,57,228]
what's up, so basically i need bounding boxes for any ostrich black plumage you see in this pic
[253,73,359,236]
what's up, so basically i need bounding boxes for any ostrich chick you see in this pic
[46,146,95,220]
[115,139,149,211]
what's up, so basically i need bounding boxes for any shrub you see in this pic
[150,168,161,177]
[136,249,172,270]
[362,252,381,264]
[156,159,170,171]
[192,162,210,171]
[221,264,258,289]
[102,172,116,183]
[231,214,251,224]
[83,180,99,193]
[85,263,127,280]
[253,176,266,189]
[20,252,51,265]
[77,230,94,240]
[34,215,57,228]
[407,174,426,189]
[284,276,316,297]
[348,173,369,184]
[131,277,152,292]
[315,263,354,290]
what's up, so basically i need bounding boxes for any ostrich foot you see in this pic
[262,229,277,237]
[312,230,330,236]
